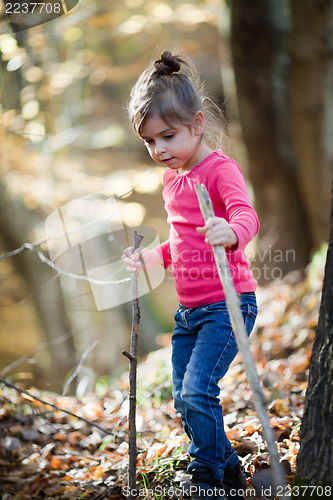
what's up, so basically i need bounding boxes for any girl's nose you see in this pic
[154,141,166,155]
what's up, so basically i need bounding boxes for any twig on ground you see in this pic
[0,378,111,436]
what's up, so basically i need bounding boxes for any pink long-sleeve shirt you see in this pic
[155,150,259,308]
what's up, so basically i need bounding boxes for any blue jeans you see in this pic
[171,292,258,483]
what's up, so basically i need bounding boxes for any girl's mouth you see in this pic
[161,158,173,165]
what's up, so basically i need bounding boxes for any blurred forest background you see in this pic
[0,0,332,394]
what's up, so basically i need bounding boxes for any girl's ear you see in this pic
[192,111,205,136]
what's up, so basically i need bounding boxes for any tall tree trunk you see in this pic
[0,181,76,392]
[230,0,312,281]
[289,0,333,248]
[294,185,333,490]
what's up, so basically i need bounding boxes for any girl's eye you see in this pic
[145,139,154,145]
[164,134,174,140]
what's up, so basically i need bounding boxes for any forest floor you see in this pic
[0,258,325,499]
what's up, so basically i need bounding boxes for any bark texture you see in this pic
[295,185,333,486]
[0,182,76,391]
[289,0,333,248]
[231,0,311,280]
[230,0,333,280]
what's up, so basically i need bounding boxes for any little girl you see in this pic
[122,51,259,499]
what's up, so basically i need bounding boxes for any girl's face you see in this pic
[141,113,210,174]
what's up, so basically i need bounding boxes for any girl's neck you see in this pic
[178,140,213,176]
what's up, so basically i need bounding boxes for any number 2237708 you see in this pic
[6,3,62,14]
[277,485,332,497]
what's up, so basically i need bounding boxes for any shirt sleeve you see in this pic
[154,240,172,269]
[214,160,260,249]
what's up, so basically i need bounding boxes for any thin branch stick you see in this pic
[195,183,288,498]
[0,243,129,308]
[0,243,131,286]
[61,340,98,396]
[0,168,155,265]
[0,378,111,436]
[122,230,143,498]
[137,379,172,405]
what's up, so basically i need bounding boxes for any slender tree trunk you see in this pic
[294,185,333,490]
[289,0,333,248]
[230,0,312,280]
[0,182,76,391]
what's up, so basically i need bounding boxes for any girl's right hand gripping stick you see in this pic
[195,183,288,500]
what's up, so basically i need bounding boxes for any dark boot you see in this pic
[190,471,225,500]
[222,462,247,500]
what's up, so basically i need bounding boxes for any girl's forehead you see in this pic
[141,114,178,137]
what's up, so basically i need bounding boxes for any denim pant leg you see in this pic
[172,307,198,441]
[172,294,257,483]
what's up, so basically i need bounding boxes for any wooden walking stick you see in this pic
[195,184,288,499]
[122,230,143,498]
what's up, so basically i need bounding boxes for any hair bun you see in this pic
[154,51,181,75]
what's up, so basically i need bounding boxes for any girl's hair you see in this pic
[127,51,227,150]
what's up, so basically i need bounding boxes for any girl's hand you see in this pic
[121,246,163,272]
[196,217,238,247]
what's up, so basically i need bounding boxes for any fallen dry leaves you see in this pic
[0,266,323,499]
